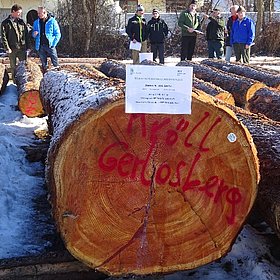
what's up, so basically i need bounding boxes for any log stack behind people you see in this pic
[39,67,260,276]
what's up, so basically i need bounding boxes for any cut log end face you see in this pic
[52,98,259,276]
[18,90,45,117]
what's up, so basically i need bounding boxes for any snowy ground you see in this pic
[0,58,280,279]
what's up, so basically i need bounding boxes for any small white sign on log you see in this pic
[125,65,193,114]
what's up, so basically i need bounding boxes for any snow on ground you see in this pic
[0,58,280,279]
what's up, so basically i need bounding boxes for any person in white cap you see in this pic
[126,4,147,64]
[147,8,169,64]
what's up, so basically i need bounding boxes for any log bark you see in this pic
[215,95,280,239]
[201,59,280,90]
[177,61,265,108]
[0,250,107,280]
[193,78,235,105]
[0,64,9,94]
[40,68,260,276]
[15,61,45,118]
[247,87,280,121]
[99,59,126,80]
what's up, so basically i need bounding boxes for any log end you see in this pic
[18,90,45,118]
[48,93,259,276]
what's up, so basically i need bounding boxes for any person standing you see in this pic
[1,4,29,82]
[178,0,201,61]
[205,9,225,59]
[231,6,255,64]
[32,6,61,72]
[126,4,148,64]
[225,5,239,62]
[147,9,168,64]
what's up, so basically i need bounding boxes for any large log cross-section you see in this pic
[40,68,259,276]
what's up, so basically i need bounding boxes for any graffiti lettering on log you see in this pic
[24,92,38,115]
[98,113,242,225]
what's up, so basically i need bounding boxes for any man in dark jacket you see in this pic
[126,4,147,64]
[178,0,201,61]
[231,6,255,64]
[205,9,225,59]
[225,5,238,62]
[1,4,29,82]
[147,9,168,64]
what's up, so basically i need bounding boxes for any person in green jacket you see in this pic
[178,0,201,61]
[1,4,29,82]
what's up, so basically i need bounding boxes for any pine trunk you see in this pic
[247,87,280,121]
[0,64,9,94]
[40,68,260,276]
[201,59,280,90]
[15,61,44,118]
[177,61,265,108]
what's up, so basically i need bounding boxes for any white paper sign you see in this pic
[129,41,142,51]
[125,65,193,114]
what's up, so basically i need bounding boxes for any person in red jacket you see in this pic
[225,5,239,62]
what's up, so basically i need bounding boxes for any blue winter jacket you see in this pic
[32,16,61,50]
[231,17,255,46]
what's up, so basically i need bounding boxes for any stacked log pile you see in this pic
[39,66,262,276]
[178,61,280,122]
[15,60,45,118]
[34,58,280,276]
[201,59,280,90]
[100,60,235,105]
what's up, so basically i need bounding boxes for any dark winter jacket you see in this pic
[147,17,168,44]
[231,17,255,46]
[225,15,237,46]
[126,14,147,42]
[178,10,201,37]
[1,15,29,51]
[206,16,225,41]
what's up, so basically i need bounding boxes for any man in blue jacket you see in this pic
[231,6,255,64]
[32,6,61,72]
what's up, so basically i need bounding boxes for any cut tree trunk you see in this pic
[247,87,280,121]
[15,61,45,118]
[201,59,280,90]
[193,78,235,105]
[177,61,265,108]
[0,64,9,94]
[40,68,259,276]
[99,59,126,80]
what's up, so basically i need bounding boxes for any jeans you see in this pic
[151,43,165,64]
[225,46,232,62]
[39,44,59,71]
[207,40,224,59]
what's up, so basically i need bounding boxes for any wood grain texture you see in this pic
[40,68,259,276]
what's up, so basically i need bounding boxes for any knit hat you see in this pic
[190,0,197,5]
[136,4,144,11]
[237,6,246,12]
[152,8,159,14]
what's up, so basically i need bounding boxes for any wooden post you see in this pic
[0,64,9,95]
